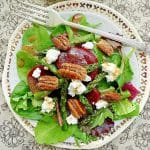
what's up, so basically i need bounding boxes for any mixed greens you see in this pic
[10,13,140,145]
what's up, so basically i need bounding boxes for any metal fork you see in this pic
[13,1,150,53]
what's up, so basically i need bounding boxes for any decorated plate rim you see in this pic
[2,0,150,149]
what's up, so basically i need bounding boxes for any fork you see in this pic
[13,1,150,53]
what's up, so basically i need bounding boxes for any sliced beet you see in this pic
[91,118,114,137]
[122,82,140,100]
[86,88,101,105]
[89,69,99,80]
[56,46,98,68]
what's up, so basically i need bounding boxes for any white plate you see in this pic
[2,0,150,149]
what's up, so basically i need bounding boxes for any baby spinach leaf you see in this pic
[34,116,77,144]
[51,24,66,37]
[22,24,53,51]
[17,50,38,83]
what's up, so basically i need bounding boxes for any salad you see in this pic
[10,13,140,145]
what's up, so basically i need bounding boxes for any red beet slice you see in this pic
[122,82,140,100]
[91,118,114,137]
[89,69,99,80]
[86,88,101,105]
[27,65,50,93]
[56,47,98,68]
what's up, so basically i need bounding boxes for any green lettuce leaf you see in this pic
[117,49,135,87]
[22,24,53,51]
[111,99,139,120]
[73,129,96,145]
[51,25,66,37]
[92,46,104,64]
[108,52,122,67]
[34,116,77,144]
[10,81,43,120]
[17,50,38,83]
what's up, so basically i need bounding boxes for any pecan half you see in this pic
[72,13,84,33]
[97,39,114,56]
[58,63,87,80]
[105,39,122,50]
[102,91,121,102]
[72,13,83,23]
[67,99,86,119]
[28,76,40,93]
[52,34,70,51]
[37,75,59,91]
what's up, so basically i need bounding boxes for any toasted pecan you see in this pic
[71,13,84,33]
[28,76,40,93]
[52,34,70,51]
[58,63,87,80]
[97,39,114,56]
[67,99,86,119]
[72,13,83,23]
[37,75,59,91]
[102,91,121,102]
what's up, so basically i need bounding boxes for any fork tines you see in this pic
[13,0,49,26]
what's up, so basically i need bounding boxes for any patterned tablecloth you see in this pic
[0,0,150,150]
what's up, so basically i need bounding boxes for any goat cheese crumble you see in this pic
[68,80,86,97]
[95,100,108,109]
[41,97,55,113]
[66,114,78,125]
[84,75,92,82]
[45,49,60,64]
[32,68,41,78]
[102,62,121,82]
[82,42,94,49]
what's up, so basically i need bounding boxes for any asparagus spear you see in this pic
[38,59,61,78]
[85,73,105,93]
[79,95,93,113]
[60,78,69,130]
[85,63,100,73]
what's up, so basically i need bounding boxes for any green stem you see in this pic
[79,95,93,113]
[60,79,69,130]
[85,63,100,73]
[85,73,105,93]
[38,59,61,78]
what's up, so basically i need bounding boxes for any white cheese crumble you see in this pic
[82,42,94,49]
[44,66,48,70]
[68,80,86,97]
[45,49,60,64]
[32,68,41,78]
[66,114,78,125]
[41,97,55,113]
[95,100,108,109]
[101,62,121,82]
[84,75,92,82]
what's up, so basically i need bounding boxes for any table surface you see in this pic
[0,0,150,150]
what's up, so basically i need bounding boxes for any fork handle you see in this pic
[64,20,150,52]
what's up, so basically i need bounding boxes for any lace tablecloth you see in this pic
[0,0,150,150]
